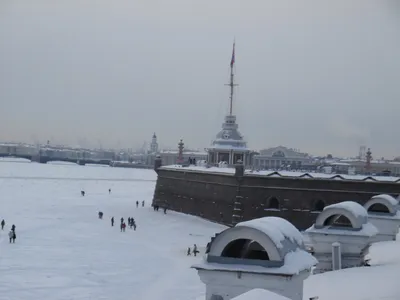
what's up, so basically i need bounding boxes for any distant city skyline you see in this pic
[0,136,394,161]
[1,1,399,157]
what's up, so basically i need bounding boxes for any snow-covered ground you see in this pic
[0,159,400,300]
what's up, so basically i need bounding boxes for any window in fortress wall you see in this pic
[311,199,326,213]
[263,196,280,211]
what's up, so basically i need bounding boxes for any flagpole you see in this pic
[226,41,238,116]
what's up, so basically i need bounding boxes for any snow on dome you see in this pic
[370,194,399,207]
[232,288,291,300]
[364,194,400,217]
[324,201,368,219]
[236,217,305,249]
[313,201,369,231]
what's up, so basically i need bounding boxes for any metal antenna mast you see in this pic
[225,41,238,115]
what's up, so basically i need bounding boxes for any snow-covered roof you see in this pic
[370,194,399,207]
[236,217,305,249]
[193,249,317,276]
[159,165,400,182]
[326,201,369,219]
[306,222,378,237]
[194,217,317,276]
[232,288,291,300]
[364,194,400,216]
[307,201,379,237]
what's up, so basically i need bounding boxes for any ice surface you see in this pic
[0,161,226,300]
[236,217,305,248]
[0,159,400,300]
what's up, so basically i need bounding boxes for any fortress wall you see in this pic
[152,167,400,230]
[153,169,238,224]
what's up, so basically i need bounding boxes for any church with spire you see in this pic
[149,132,159,154]
[205,42,257,167]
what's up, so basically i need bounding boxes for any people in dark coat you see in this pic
[187,247,191,256]
[1,219,5,230]
[109,188,111,194]
[136,201,139,208]
[8,230,16,243]
[111,217,114,226]
[8,230,13,243]
[98,211,103,219]
[193,244,199,256]
[11,224,15,232]
[81,191,85,196]
[142,201,144,207]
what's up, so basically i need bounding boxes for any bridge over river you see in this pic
[0,144,114,166]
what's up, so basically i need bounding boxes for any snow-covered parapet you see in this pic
[304,201,378,273]
[192,217,317,300]
[364,194,400,243]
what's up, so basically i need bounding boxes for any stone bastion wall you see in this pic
[152,164,400,230]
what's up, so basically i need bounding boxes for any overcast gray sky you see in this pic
[1,1,399,157]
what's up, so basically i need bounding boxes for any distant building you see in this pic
[253,146,311,170]
[332,159,400,176]
[0,143,38,157]
[150,132,159,154]
[160,149,207,166]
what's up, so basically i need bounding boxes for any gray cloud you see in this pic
[1,0,399,157]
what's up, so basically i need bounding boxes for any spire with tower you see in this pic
[177,139,184,164]
[205,41,256,167]
[365,148,372,173]
[150,132,158,154]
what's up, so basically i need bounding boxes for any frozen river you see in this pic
[0,159,399,300]
[0,160,225,300]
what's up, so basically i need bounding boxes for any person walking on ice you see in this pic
[193,244,199,256]
[8,230,15,243]
[1,219,5,230]
[142,200,144,207]
[111,217,114,227]
[121,222,126,232]
[136,201,139,208]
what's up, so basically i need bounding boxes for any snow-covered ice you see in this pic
[0,159,400,299]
